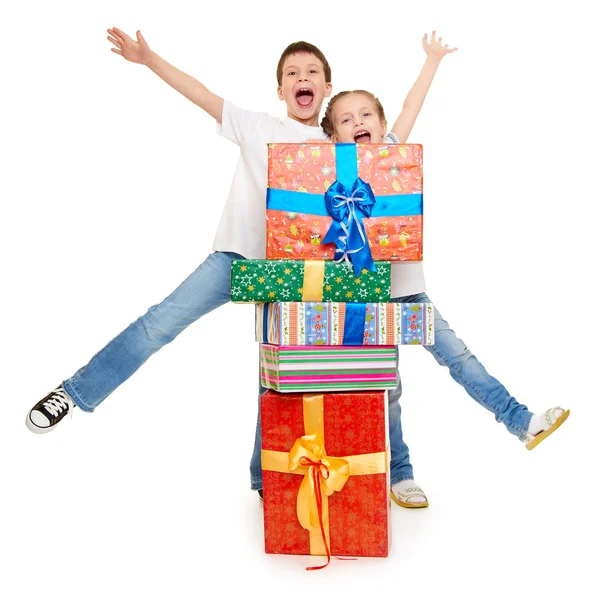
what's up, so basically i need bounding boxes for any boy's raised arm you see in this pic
[107,27,223,123]
[390,31,457,143]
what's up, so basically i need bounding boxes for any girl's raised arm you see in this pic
[390,31,457,143]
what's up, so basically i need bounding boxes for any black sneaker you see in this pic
[26,385,75,434]
[257,489,263,503]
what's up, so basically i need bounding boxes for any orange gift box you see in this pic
[261,389,391,561]
[266,143,423,263]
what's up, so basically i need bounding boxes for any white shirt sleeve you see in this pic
[384,132,400,144]
[216,100,277,146]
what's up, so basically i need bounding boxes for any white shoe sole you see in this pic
[25,413,57,434]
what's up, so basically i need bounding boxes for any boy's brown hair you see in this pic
[276,41,332,85]
[321,90,387,137]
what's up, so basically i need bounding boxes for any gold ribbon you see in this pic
[261,393,388,560]
[302,260,325,301]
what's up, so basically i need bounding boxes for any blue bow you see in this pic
[320,177,376,275]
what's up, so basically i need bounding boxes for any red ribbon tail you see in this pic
[306,465,331,571]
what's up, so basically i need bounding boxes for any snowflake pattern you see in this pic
[230,259,391,302]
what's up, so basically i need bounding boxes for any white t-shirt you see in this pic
[214,100,328,259]
[214,100,426,297]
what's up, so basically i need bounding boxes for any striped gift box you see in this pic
[255,302,434,346]
[260,344,397,392]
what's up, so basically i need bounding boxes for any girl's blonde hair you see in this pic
[321,90,387,137]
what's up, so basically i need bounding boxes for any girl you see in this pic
[321,89,570,507]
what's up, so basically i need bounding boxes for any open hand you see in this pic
[107,27,152,65]
[422,30,457,59]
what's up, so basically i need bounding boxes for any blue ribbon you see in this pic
[320,144,374,275]
[342,303,366,345]
[266,188,422,217]
[321,177,376,275]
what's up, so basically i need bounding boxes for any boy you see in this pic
[27,31,333,432]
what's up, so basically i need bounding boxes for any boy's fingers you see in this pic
[112,27,133,42]
[110,48,123,56]
[108,29,125,45]
[107,36,122,48]
[438,37,442,44]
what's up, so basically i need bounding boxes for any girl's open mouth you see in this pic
[354,130,371,143]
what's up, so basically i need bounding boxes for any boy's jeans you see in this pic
[63,251,244,410]
[62,252,533,488]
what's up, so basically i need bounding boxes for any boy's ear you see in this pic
[277,86,285,101]
[324,82,333,98]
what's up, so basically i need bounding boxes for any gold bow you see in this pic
[289,433,350,534]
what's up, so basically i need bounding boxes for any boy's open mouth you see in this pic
[296,88,314,108]
[354,130,371,143]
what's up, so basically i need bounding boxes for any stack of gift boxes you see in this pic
[230,142,433,565]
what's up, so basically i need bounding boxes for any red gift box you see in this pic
[261,390,391,562]
[266,143,423,263]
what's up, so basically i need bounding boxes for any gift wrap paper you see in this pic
[266,143,423,263]
[231,259,391,303]
[260,344,397,392]
[261,389,391,559]
[256,301,434,346]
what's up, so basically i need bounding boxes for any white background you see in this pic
[1,1,589,598]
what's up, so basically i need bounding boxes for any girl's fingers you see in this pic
[431,30,437,41]
[438,37,442,44]
[107,36,122,48]
[110,48,123,56]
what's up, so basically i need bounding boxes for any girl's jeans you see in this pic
[62,252,533,488]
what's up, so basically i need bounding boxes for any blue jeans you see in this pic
[249,292,534,490]
[63,251,244,411]
[62,253,532,489]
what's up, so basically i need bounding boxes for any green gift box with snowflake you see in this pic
[230,259,391,303]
